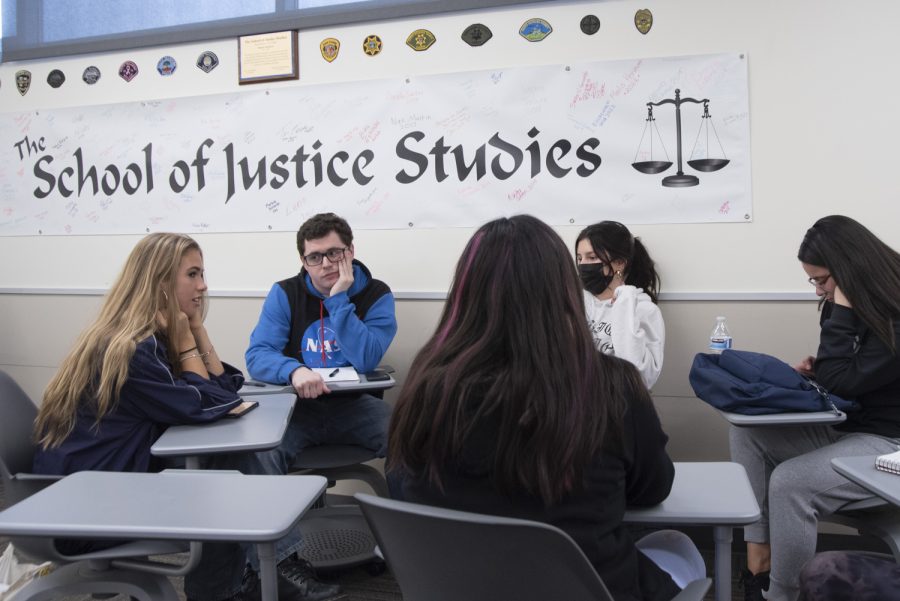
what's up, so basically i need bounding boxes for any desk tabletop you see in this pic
[151,393,295,457]
[0,471,326,542]
[718,409,846,427]
[832,455,900,506]
[624,461,760,525]
[239,372,395,396]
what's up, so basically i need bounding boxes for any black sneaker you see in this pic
[739,569,770,601]
[277,556,342,601]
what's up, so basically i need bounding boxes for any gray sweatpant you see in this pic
[729,424,899,601]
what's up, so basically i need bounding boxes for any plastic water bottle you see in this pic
[709,316,733,354]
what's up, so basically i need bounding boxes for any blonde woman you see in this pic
[33,232,340,601]
[34,232,243,473]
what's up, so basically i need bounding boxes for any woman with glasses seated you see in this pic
[575,221,663,389]
[387,215,705,601]
[731,215,900,601]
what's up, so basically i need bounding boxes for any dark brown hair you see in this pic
[798,215,900,351]
[388,215,645,505]
[576,221,661,303]
[296,212,353,256]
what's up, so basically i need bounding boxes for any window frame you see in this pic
[1,0,552,63]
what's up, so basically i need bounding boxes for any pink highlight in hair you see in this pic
[436,231,485,347]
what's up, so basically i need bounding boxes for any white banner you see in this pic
[0,52,750,236]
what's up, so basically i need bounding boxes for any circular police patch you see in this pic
[82,66,101,85]
[157,56,177,76]
[580,15,601,35]
[47,69,66,88]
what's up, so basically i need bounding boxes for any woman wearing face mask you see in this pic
[575,221,664,389]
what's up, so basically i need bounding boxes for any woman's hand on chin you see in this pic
[833,286,851,308]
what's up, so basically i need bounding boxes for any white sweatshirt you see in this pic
[583,285,665,390]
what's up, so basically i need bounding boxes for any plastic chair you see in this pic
[0,369,198,601]
[291,444,389,572]
[825,497,900,562]
[355,492,712,601]
[286,366,394,571]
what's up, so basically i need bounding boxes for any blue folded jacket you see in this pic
[689,349,858,415]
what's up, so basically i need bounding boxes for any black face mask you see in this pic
[579,263,613,296]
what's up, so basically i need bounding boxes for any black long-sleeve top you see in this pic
[388,370,678,601]
[815,303,900,437]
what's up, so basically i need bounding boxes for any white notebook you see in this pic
[874,448,900,475]
[312,366,359,382]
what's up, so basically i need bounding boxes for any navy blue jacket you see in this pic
[689,350,857,415]
[34,335,244,475]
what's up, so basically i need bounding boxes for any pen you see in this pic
[243,381,266,387]
[328,368,340,377]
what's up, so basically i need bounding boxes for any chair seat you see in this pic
[296,505,378,570]
[292,445,378,470]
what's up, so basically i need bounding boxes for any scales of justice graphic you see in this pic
[631,88,730,187]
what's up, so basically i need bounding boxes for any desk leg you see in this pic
[257,541,278,601]
[713,526,732,601]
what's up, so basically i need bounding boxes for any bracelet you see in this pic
[179,346,198,355]
[180,349,212,362]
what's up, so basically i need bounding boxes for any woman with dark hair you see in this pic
[731,215,900,601]
[388,215,704,601]
[575,221,664,389]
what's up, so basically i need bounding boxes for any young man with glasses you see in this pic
[244,212,397,601]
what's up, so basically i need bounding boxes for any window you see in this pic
[1,0,547,62]
[0,0,7,62]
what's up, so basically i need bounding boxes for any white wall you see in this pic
[2,0,899,294]
[0,0,894,480]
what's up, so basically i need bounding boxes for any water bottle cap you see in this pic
[716,316,726,320]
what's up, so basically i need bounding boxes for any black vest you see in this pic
[277,259,391,362]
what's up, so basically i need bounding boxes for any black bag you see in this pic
[688,349,858,415]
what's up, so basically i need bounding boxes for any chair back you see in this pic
[355,493,614,601]
[0,370,47,506]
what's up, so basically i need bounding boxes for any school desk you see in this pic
[624,461,760,601]
[0,470,326,601]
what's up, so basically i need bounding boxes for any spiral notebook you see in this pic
[874,449,900,475]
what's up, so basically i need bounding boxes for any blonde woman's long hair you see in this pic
[35,233,204,449]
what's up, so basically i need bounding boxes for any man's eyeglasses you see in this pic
[808,273,831,288]
[303,247,347,267]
